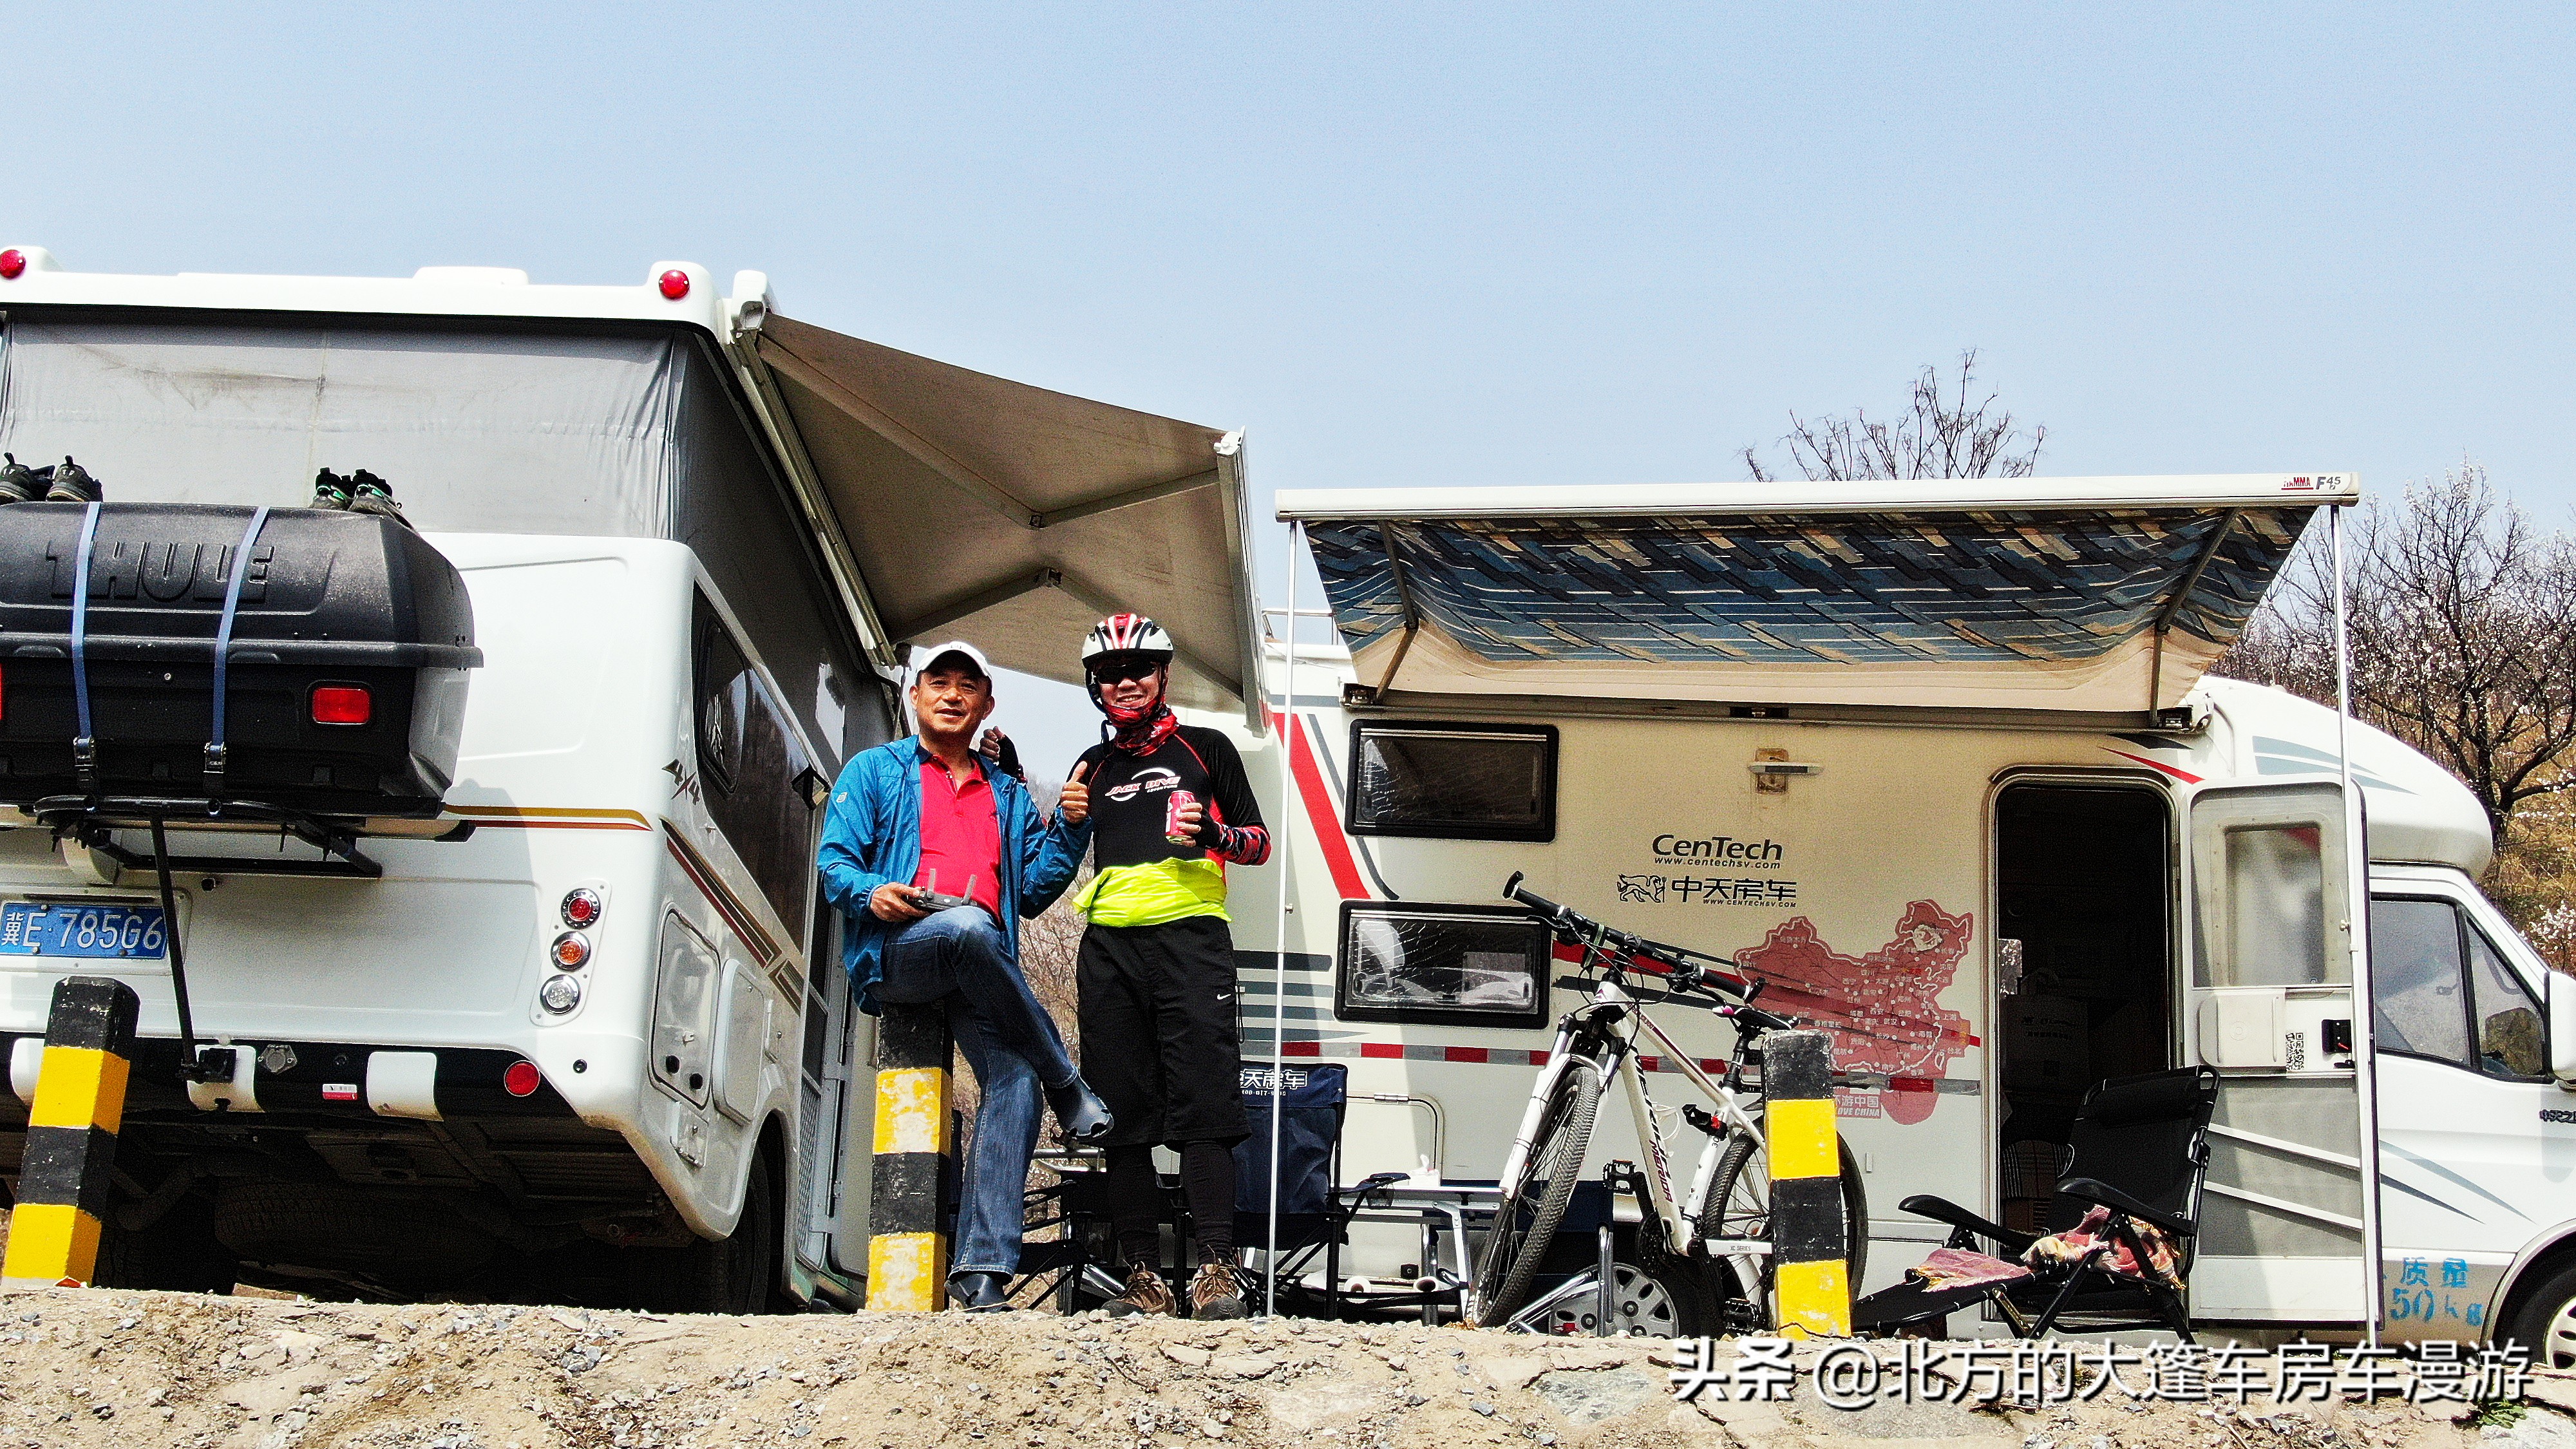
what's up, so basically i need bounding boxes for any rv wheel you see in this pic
[2502,1259,2576,1370]
[657,1152,784,1316]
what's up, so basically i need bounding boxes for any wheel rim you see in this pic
[1541,1265,1683,1338]
[2544,1294,2576,1370]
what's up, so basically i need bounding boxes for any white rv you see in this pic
[1189,478,2576,1350]
[0,249,1261,1309]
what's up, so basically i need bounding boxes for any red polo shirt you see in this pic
[916,755,1003,922]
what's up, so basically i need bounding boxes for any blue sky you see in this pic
[12,3,2572,772]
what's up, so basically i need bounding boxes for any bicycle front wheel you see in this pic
[1706,1122,1868,1333]
[1470,1064,1603,1327]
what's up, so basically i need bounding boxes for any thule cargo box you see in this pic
[0,503,480,819]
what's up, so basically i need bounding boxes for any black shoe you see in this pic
[348,469,414,529]
[948,1271,1012,1312]
[0,455,37,505]
[43,457,99,504]
[311,468,352,509]
[1045,1079,1113,1142]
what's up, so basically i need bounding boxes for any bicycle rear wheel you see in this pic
[1706,1122,1869,1332]
[1470,1065,1603,1327]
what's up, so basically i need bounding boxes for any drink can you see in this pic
[1164,789,1198,845]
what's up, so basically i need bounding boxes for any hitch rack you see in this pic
[30,795,474,880]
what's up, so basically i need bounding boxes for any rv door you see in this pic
[2184,781,2371,1322]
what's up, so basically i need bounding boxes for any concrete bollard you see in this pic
[866,1002,953,1311]
[1764,1028,1850,1338]
[3,976,141,1289]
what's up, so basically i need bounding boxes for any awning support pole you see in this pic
[1376,522,1423,695]
[2146,508,2242,711]
[1265,523,1302,1318]
[2331,502,2387,1344]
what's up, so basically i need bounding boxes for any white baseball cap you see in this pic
[910,639,993,683]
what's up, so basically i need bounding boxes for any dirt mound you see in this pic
[0,1288,2528,1449]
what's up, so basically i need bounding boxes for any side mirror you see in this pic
[2550,974,2576,1084]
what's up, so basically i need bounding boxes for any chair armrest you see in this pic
[1898,1194,2039,1255]
[2058,1177,2195,1239]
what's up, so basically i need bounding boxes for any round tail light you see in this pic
[538,975,582,1014]
[658,269,690,300]
[503,1060,543,1097]
[549,931,592,970]
[561,887,603,928]
[0,251,24,281]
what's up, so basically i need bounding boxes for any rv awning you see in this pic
[1276,475,2358,717]
[749,314,1260,725]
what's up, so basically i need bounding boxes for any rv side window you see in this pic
[1346,721,1557,842]
[2369,895,2548,1081]
[1335,900,1549,1028]
[692,593,818,931]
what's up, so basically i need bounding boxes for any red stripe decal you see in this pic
[2101,748,2204,784]
[1282,1041,1321,1058]
[1444,1046,1488,1063]
[1359,1042,1404,1059]
[1276,708,1370,900]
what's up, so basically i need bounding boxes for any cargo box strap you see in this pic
[203,506,272,798]
[66,502,102,792]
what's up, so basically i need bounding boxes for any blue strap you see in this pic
[68,502,102,788]
[205,507,270,790]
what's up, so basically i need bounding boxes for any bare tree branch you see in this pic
[1740,349,2046,482]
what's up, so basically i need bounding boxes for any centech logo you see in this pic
[1651,832,1786,867]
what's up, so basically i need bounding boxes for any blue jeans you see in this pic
[876,905,1079,1280]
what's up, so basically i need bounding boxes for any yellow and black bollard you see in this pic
[1764,1028,1851,1337]
[865,1003,953,1311]
[3,976,141,1289]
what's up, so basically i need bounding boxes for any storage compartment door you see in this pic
[2185,781,2369,1321]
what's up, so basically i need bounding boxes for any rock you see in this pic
[1212,1354,1276,1380]
[1165,1345,1213,1368]
[2488,1414,2576,1449]
[1531,1367,1666,1426]
[2530,1376,2576,1420]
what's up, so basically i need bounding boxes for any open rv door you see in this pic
[1276,475,2357,726]
[737,314,1264,728]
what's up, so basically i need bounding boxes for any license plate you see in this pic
[0,902,169,960]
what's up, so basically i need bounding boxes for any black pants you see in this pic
[1079,916,1248,1262]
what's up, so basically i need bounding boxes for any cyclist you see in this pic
[1069,614,1272,1320]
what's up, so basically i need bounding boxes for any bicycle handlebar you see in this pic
[1501,871,1767,1010]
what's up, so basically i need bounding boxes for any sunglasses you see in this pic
[1089,657,1165,684]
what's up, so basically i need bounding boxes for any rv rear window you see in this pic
[1336,901,1551,1028]
[1346,721,1557,842]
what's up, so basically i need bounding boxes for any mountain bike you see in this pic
[1467,873,1868,1334]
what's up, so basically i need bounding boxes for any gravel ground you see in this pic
[0,1288,2544,1449]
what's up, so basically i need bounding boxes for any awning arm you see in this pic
[724,334,900,668]
[890,568,1063,643]
[1374,522,1423,694]
[1214,433,1265,735]
[1033,468,1218,529]
[2144,508,2242,709]
[759,341,1041,531]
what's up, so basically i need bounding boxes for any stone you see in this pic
[1165,1345,1213,1368]
[1531,1367,1666,1426]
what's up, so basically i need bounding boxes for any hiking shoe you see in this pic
[1104,1262,1177,1318]
[311,468,353,509]
[348,469,414,529]
[43,457,99,503]
[1189,1260,1248,1321]
[1045,1079,1113,1142]
[0,455,38,505]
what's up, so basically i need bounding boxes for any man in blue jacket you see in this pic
[818,640,1112,1311]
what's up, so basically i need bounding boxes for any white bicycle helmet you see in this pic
[1081,613,1175,668]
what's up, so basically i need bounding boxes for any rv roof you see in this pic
[0,248,1265,726]
[1274,474,2354,721]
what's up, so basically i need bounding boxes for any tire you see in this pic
[1534,1256,1716,1338]
[213,1181,495,1286]
[654,1152,784,1315]
[1706,1125,1869,1332]
[95,1206,239,1294]
[1472,1064,1603,1327]
[2503,1258,2576,1370]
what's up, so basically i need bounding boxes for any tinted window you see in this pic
[1336,901,1551,1028]
[694,594,816,930]
[1347,722,1556,841]
[2468,926,2548,1081]
[2369,898,2469,1065]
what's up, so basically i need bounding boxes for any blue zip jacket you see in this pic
[817,739,1092,1014]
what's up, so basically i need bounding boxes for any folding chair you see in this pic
[1855,1066,2219,1341]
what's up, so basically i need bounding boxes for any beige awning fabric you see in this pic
[752,315,1260,726]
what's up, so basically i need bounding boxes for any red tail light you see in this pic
[0,251,24,281]
[310,685,372,725]
[658,269,690,299]
[503,1060,542,1097]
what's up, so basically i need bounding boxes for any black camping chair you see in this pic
[1855,1066,2220,1341]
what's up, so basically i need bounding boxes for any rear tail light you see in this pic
[502,1060,543,1097]
[550,931,592,970]
[538,976,582,1014]
[310,685,372,725]
[0,251,24,281]
[561,888,602,928]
